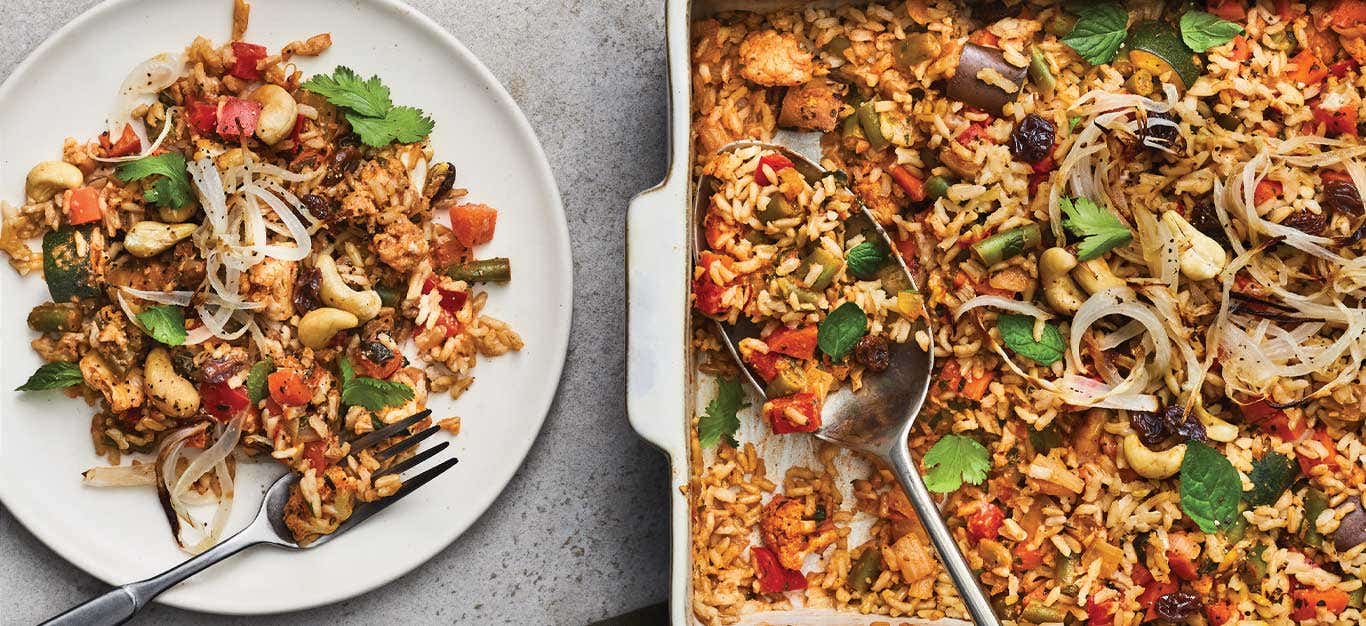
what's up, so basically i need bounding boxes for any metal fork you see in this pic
[41,409,457,626]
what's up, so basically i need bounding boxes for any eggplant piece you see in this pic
[947,43,1027,116]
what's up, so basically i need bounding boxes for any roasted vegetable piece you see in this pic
[440,257,511,283]
[971,224,1042,266]
[947,43,1026,115]
[42,227,99,302]
[27,302,82,333]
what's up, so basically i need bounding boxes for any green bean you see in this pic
[799,247,844,290]
[1029,46,1056,92]
[441,257,511,283]
[375,283,403,309]
[857,102,889,150]
[1020,601,1067,623]
[758,194,801,222]
[894,33,941,70]
[1304,488,1329,547]
[1054,554,1075,584]
[27,302,82,333]
[971,224,1043,266]
[924,175,952,201]
[847,548,882,593]
[842,109,865,139]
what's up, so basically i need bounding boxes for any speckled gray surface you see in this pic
[0,1,670,624]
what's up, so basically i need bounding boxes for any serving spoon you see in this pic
[695,138,1000,625]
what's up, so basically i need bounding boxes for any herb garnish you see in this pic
[1060,196,1133,260]
[115,153,193,210]
[1179,439,1242,533]
[1179,10,1244,53]
[817,301,868,361]
[338,356,414,410]
[923,434,991,493]
[302,67,435,147]
[136,305,188,346]
[245,359,275,404]
[845,241,888,280]
[1061,3,1130,65]
[997,314,1065,365]
[698,378,748,449]
[1245,451,1295,507]
[16,362,84,391]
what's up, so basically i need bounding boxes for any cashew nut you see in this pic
[1161,210,1228,281]
[1193,398,1239,443]
[1122,434,1186,479]
[298,307,359,349]
[316,255,382,322]
[143,347,200,418]
[1071,257,1125,295]
[123,221,197,257]
[26,161,84,203]
[248,84,299,145]
[1039,247,1086,315]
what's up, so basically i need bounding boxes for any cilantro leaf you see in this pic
[845,241,888,280]
[337,356,413,410]
[300,66,392,118]
[1180,440,1242,533]
[245,359,275,404]
[818,301,867,361]
[923,434,991,493]
[1180,10,1244,53]
[136,305,187,346]
[16,361,83,391]
[1060,196,1133,260]
[345,107,435,148]
[698,378,748,449]
[997,314,1065,365]
[1062,3,1130,65]
[115,153,193,210]
[1245,451,1296,507]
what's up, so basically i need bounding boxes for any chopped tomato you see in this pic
[101,124,141,157]
[888,165,926,202]
[1323,169,1356,184]
[1166,549,1199,582]
[217,97,262,138]
[1330,0,1366,30]
[1228,36,1252,62]
[1012,542,1044,571]
[957,122,990,145]
[449,203,498,247]
[693,252,736,317]
[1313,101,1359,137]
[1239,398,1306,442]
[1331,58,1361,78]
[188,99,219,135]
[755,154,794,186]
[1254,179,1283,207]
[200,382,249,420]
[1291,587,1349,620]
[966,503,1004,543]
[230,41,268,80]
[766,326,818,360]
[750,546,807,593]
[939,359,964,394]
[960,372,994,401]
[1206,601,1235,625]
[423,275,469,312]
[1085,597,1116,626]
[894,235,918,266]
[302,440,328,473]
[1206,0,1248,21]
[1297,428,1341,474]
[267,369,312,406]
[1289,49,1330,85]
[64,187,103,225]
[744,350,784,383]
[764,393,820,434]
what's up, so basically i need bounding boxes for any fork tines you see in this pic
[348,409,431,455]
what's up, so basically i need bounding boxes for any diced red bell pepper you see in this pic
[1297,428,1341,475]
[218,97,262,138]
[966,503,1004,543]
[1330,0,1366,30]
[423,276,470,312]
[449,203,499,247]
[755,154,794,186]
[750,546,807,593]
[957,122,990,145]
[744,350,784,383]
[1227,36,1252,62]
[1012,542,1044,570]
[201,382,250,420]
[1253,180,1283,207]
[188,99,220,135]
[267,369,313,406]
[1206,0,1248,21]
[1291,587,1349,620]
[1289,50,1329,85]
[1167,549,1199,582]
[764,393,820,434]
[1206,601,1235,625]
[939,359,964,394]
[888,165,926,202]
[1323,169,1356,184]
[1085,597,1116,626]
[102,124,141,157]
[64,187,103,225]
[302,440,329,473]
[1313,102,1359,137]
[960,372,994,401]
[765,326,818,360]
[1331,59,1360,78]
[230,41,268,81]
[692,252,736,317]
[1239,398,1305,442]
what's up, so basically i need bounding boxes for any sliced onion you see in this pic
[83,463,155,487]
[155,417,241,555]
[90,108,178,163]
[242,183,311,261]
[954,295,1054,321]
[121,286,194,306]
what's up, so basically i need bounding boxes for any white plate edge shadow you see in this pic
[0,0,573,615]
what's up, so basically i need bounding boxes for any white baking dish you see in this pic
[626,1,971,623]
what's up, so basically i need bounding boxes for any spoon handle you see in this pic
[888,445,1001,626]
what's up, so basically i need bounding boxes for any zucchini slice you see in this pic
[42,227,99,302]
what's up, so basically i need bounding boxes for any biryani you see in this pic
[688,1,1366,624]
[4,0,521,550]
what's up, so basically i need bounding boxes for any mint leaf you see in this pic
[245,359,274,404]
[1180,440,1242,533]
[136,305,187,346]
[16,361,83,391]
[698,378,748,449]
[1062,3,1129,65]
[922,434,991,493]
[1180,10,1244,53]
[115,153,193,209]
[817,301,867,361]
[997,314,1065,365]
[845,241,888,280]
[1060,196,1133,260]
[1245,451,1295,507]
[337,356,412,410]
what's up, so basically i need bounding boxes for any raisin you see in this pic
[1188,199,1231,249]
[852,335,890,373]
[1131,410,1170,447]
[293,266,323,314]
[1282,208,1328,236]
[359,339,396,367]
[1008,114,1056,164]
[1322,179,1364,217]
[1165,405,1207,442]
[200,355,246,385]
[300,193,336,222]
[1154,591,1202,621]
[323,146,362,185]
[1140,111,1180,152]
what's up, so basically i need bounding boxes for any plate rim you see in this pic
[0,0,573,615]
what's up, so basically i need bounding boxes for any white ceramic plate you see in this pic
[0,0,571,615]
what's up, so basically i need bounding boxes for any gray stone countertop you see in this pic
[0,1,671,624]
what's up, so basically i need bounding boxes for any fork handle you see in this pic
[41,526,263,626]
[888,445,1002,626]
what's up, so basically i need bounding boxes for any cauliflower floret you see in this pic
[80,351,144,413]
[739,31,815,87]
[242,257,297,322]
